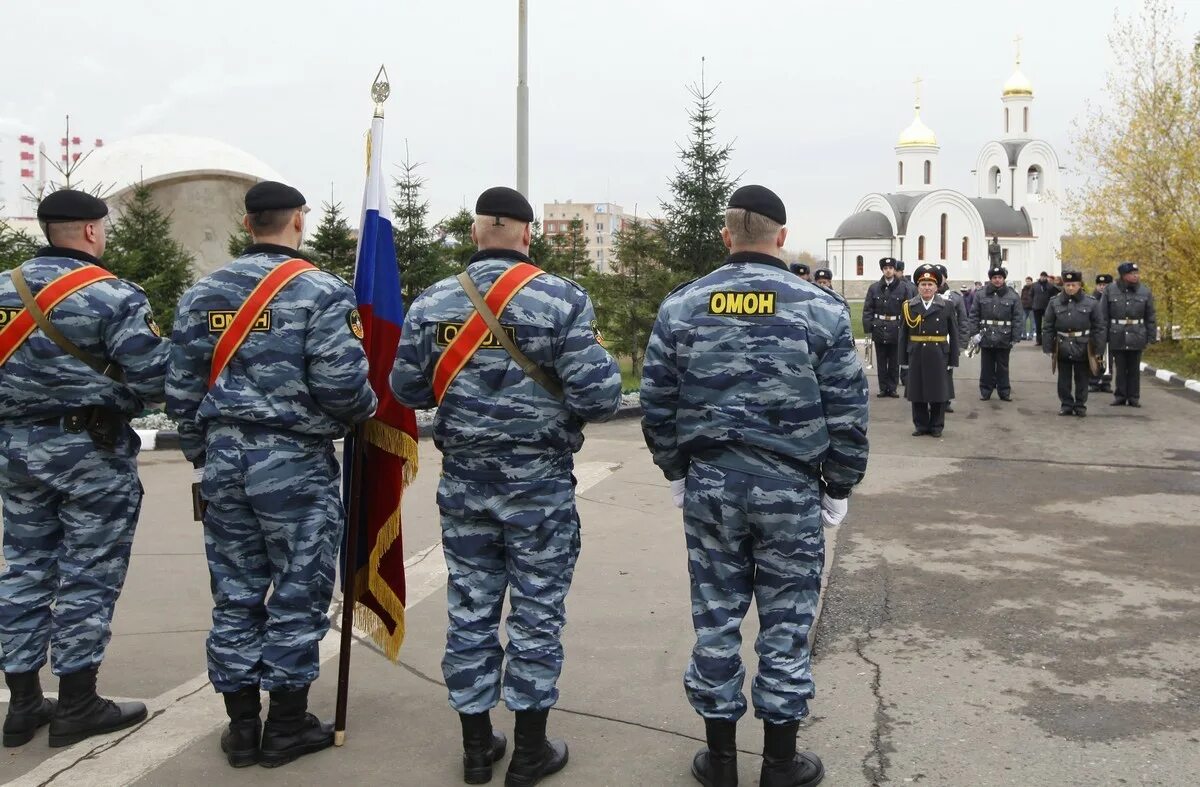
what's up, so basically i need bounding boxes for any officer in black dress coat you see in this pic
[900,263,959,437]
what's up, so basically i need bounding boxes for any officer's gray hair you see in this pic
[474,215,525,248]
[725,209,781,247]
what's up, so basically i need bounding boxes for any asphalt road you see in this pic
[2,343,1197,786]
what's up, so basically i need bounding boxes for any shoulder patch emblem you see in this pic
[144,314,162,338]
[208,310,271,333]
[347,308,365,340]
[591,319,606,347]
[708,291,777,316]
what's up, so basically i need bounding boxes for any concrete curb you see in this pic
[145,402,645,451]
[1139,361,1200,402]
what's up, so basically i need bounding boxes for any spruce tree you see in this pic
[305,201,357,282]
[437,208,477,271]
[392,158,453,305]
[544,218,590,280]
[226,224,253,258]
[586,218,673,377]
[529,219,553,267]
[0,222,40,273]
[660,78,738,278]
[104,184,195,328]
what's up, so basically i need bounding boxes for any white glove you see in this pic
[670,478,686,509]
[820,494,848,528]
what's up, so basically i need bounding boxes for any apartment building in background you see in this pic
[542,200,635,273]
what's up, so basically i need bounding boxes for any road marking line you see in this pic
[7,461,619,786]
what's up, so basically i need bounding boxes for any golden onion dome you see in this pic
[1003,66,1033,96]
[897,110,938,148]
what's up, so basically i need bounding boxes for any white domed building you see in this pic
[826,54,1062,298]
[72,134,284,275]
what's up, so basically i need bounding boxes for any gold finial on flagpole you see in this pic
[372,65,391,118]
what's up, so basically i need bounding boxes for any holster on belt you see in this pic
[63,407,126,452]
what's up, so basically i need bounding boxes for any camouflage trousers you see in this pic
[683,460,824,724]
[201,445,341,693]
[0,424,142,675]
[437,473,581,714]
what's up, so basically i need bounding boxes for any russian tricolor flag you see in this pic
[343,113,419,660]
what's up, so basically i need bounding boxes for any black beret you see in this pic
[879,257,898,270]
[913,263,942,286]
[37,189,108,223]
[894,260,906,271]
[789,263,809,276]
[1095,273,1114,285]
[476,186,533,223]
[814,268,833,281]
[727,184,786,225]
[988,267,1008,278]
[1117,261,1139,275]
[1061,270,1083,283]
[245,181,306,213]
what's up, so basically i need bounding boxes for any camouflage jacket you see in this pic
[390,249,622,482]
[0,247,168,421]
[166,244,377,465]
[640,251,870,496]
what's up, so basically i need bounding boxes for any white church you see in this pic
[826,52,1062,297]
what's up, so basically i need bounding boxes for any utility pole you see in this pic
[516,0,529,198]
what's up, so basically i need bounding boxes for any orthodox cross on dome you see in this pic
[913,76,923,112]
[1013,34,1023,67]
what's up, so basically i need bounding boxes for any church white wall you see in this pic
[825,238,895,282]
[903,190,987,280]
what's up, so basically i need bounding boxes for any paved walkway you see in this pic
[2,343,1197,786]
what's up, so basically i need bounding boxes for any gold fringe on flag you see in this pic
[350,417,419,661]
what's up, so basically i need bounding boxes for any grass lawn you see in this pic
[848,300,865,339]
[617,355,641,391]
[1143,340,1200,379]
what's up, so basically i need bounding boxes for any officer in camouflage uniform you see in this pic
[0,190,166,748]
[966,265,1024,402]
[166,182,377,768]
[641,185,869,787]
[1042,270,1106,416]
[390,187,621,787]
[1102,261,1157,407]
[1089,274,1114,393]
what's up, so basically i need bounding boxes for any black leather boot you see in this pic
[3,671,57,747]
[504,709,567,787]
[759,720,824,787]
[691,718,737,787]
[48,667,146,747]
[258,685,333,768]
[460,710,508,784]
[220,686,262,768]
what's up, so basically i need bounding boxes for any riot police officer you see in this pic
[1043,270,1106,416]
[391,186,622,786]
[642,185,868,787]
[0,189,167,748]
[166,182,378,768]
[1102,262,1157,407]
[967,266,1024,401]
[862,257,907,399]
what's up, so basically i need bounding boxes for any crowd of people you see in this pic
[862,257,1158,431]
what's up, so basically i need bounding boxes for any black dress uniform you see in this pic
[863,257,907,398]
[967,267,1024,401]
[936,264,968,410]
[1089,274,1114,392]
[1102,262,1157,407]
[901,264,959,436]
[1043,271,1106,416]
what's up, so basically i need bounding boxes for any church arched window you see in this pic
[918,235,926,260]
[898,161,903,185]
[939,214,947,260]
[1027,165,1043,194]
[962,236,969,261]
[1023,107,1029,133]
[1004,108,1010,133]
[923,160,932,185]
[988,166,1001,195]
[856,255,864,276]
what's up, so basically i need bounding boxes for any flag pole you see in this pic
[334,67,391,747]
[334,426,366,746]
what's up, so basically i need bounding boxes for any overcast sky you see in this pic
[0,0,1181,253]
